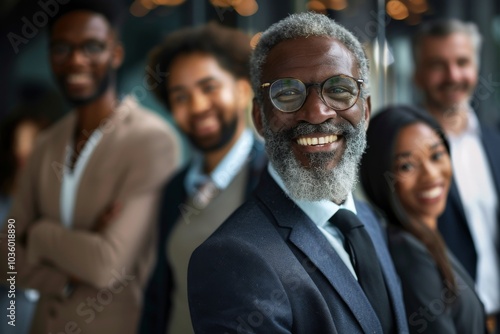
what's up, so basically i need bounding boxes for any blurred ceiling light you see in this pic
[140,0,157,10]
[322,0,347,11]
[234,0,258,16]
[408,0,427,14]
[250,32,262,49]
[210,0,242,7]
[153,0,186,5]
[130,0,150,17]
[307,1,327,13]
[386,0,409,20]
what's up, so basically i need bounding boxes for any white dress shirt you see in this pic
[60,129,103,228]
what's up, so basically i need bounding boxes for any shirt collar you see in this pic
[267,163,357,228]
[464,107,481,135]
[185,129,254,196]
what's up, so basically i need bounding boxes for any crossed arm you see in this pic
[0,128,179,295]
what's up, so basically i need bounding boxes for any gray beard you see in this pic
[262,115,367,203]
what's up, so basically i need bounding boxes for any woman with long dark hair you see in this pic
[360,105,486,333]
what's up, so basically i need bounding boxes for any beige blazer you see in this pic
[0,96,180,334]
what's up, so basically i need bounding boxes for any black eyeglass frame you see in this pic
[261,74,364,113]
[50,40,109,64]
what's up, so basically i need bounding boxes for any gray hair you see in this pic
[412,18,482,65]
[250,12,370,105]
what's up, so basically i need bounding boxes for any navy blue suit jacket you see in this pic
[438,124,500,280]
[139,138,267,334]
[188,170,409,333]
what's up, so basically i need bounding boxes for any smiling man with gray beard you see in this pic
[188,12,408,334]
[262,115,366,203]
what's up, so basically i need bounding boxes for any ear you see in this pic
[363,95,371,130]
[111,42,124,70]
[252,98,265,137]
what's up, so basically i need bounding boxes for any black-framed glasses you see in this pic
[50,40,108,63]
[261,74,364,113]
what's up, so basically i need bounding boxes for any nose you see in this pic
[419,160,440,182]
[297,85,337,124]
[445,63,461,83]
[66,48,90,66]
[189,91,211,115]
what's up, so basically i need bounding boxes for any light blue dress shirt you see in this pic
[185,129,254,196]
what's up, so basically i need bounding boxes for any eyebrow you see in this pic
[168,76,218,94]
[50,38,107,46]
[394,141,443,159]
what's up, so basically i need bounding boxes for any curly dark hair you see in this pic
[147,22,252,111]
[48,0,126,36]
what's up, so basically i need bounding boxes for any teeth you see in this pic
[419,186,443,199]
[194,117,217,131]
[67,74,92,84]
[297,135,339,146]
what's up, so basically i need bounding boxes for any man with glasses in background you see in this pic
[188,12,408,334]
[0,1,179,333]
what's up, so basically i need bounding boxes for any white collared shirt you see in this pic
[447,109,500,313]
[60,129,103,228]
[268,163,358,279]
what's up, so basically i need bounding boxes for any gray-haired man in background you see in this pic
[413,18,500,334]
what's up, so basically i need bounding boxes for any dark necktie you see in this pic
[330,209,394,334]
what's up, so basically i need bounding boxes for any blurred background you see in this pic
[1,0,499,136]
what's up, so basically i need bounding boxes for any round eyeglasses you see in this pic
[50,40,108,64]
[261,74,364,113]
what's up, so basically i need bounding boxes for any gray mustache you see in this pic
[288,121,355,138]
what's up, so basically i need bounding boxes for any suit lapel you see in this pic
[481,126,500,225]
[356,201,408,333]
[41,113,76,222]
[255,171,382,333]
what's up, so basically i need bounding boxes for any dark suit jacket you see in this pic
[389,228,486,334]
[438,124,500,280]
[188,170,409,334]
[139,138,267,334]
